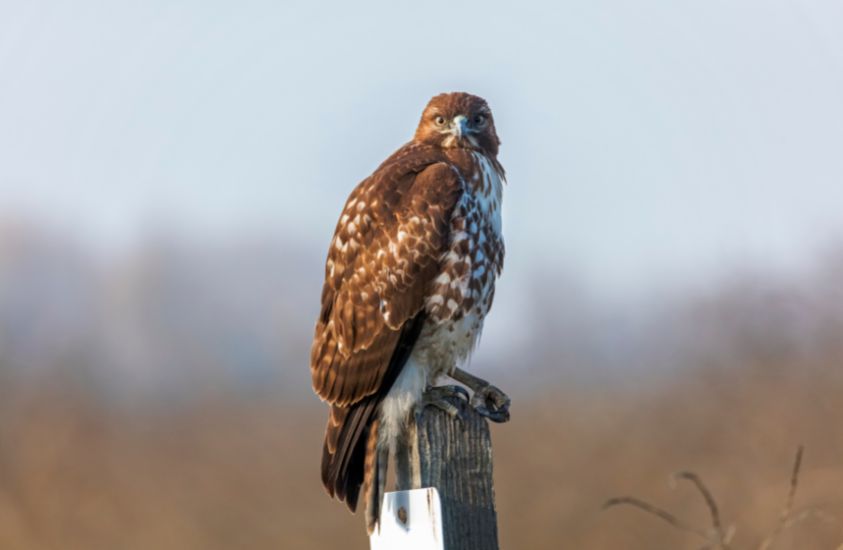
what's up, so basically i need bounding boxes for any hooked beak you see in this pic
[450,115,469,138]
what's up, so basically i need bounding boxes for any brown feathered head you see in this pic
[414,92,500,157]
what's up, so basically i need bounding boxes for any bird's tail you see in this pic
[321,403,387,534]
[319,312,426,533]
[321,401,374,513]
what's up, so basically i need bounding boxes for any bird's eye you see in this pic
[474,114,487,126]
[434,115,446,126]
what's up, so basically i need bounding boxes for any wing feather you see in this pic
[310,144,464,407]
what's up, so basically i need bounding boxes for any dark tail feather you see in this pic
[321,403,363,507]
[320,313,426,518]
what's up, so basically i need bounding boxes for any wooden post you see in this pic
[371,395,500,550]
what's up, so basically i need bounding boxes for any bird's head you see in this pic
[414,92,500,157]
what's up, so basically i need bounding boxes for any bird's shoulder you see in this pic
[336,142,465,233]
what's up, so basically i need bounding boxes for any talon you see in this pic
[449,384,470,402]
[469,383,511,423]
[419,385,468,420]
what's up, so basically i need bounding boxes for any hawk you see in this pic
[310,92,510,533]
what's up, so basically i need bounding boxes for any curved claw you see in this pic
[448,384,471,402]
[420,385,471,420]
[470,384,511,423]
[426,384,470,402]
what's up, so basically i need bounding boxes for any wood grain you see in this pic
[411,396,500,550]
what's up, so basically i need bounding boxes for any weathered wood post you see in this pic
[370,395,500,550]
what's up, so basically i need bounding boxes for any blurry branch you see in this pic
[604,471,734,549]
[757,446,819,550]
[603,497,715,542]
[605,446,841,550]
[672,471,732,547]
[756,446,802,550]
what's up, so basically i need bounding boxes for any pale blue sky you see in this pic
[2,0,843,297]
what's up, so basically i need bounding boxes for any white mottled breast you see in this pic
[471,152,503,236]
[418,151,504,378]
[380,152,504,444]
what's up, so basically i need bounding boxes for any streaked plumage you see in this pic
[310,92,507,533]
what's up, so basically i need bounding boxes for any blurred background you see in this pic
[2,1,843,548]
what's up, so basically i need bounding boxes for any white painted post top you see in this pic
[370,487,444,550]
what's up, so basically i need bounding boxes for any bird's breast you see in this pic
[423,152,504,362]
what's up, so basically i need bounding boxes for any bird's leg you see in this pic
[450,367,511,423]
[417,384,470,420]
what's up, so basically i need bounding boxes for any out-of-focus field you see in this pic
[2,363,843,549]
[3,228,843,549]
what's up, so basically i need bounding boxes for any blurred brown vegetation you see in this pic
[2,224,843,549]
[2,364,843,549]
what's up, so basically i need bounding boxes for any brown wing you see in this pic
[310,144,464,407]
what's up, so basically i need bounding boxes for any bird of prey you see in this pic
[310,91,510,533]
